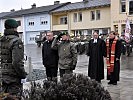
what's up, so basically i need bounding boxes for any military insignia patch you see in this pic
[18,44,23,49]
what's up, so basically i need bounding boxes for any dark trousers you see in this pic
[2,82,22,99]
[59,69,73,77]
[45,67,58,81]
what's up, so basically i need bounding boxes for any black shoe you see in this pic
[127,54,130,56]
[113,82,117,85]
[108,81,113,84]
[97,80,101,83]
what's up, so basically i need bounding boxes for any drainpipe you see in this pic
[22,15,26,45]
[68,12,71,34]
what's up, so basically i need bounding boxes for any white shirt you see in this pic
[93,39,97,43]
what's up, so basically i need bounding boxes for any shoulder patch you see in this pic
[18,44,23,49]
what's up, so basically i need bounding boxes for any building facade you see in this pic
[1,0,132,44]
[1,2,70,44]
[24,14,51,44]
[51,0,111,39]
[111,0,133,35]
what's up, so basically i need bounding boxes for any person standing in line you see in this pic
[42,31,59,81]
[106,31,121,85]
[86,31,106,83]
[51,31,77,77]
[0,19,27,99]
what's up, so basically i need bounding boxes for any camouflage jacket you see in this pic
[0,29,27,83]
[51,36,77,69]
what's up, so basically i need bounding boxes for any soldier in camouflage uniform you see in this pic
[51,31,77,77]
[0,19,27,99]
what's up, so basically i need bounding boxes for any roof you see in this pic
[0,12,12,18]
[52,0,110,13]
[2,2,70,18]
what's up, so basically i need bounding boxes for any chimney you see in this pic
[54,1,60,5]
[31,3,36,8]
[10,9,15,12]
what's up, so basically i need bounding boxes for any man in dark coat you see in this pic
[87,32,106,83]
[42,31,59,81]
[106,31,121,85]
[0,19,27,99]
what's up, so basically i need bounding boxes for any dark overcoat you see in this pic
[87,38,106,80]
[42,39,59,68]
[107,39,121,81]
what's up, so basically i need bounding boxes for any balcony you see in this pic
[52,24,68,31]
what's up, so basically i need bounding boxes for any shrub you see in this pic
[23,74,112,100]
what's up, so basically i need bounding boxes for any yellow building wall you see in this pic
[70,7,111,30]
[51,6,111,33]
[111,0,133,35]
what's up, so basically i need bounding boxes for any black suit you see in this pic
[42,39,59,80]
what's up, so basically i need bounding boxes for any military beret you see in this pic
[5,19,19,29]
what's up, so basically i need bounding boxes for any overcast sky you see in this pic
[0,0,82,13]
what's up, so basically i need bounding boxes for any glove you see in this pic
[116,58,119,61]
[57,33,62,40]
[70,65,76,70]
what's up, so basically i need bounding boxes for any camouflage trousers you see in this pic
[2,82,23,100]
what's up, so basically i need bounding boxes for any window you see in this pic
[121,24,126,35]
[87,30,92,35]
[29,37,35,41]
[129,1,133,15]
[73,12,82,22]
[91,11,95,20]
[96,10,100,20]
[73,13,77,22]
[79,30,82,35]
[120,0,126,13]
[29,22,34,26]
[102,29,108,34]
[94,30,99,34]
[17,20,21,26]
[78,12,82,22]
[40,17,48,25]
[60,16,67,24]
[28,18,35,26]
